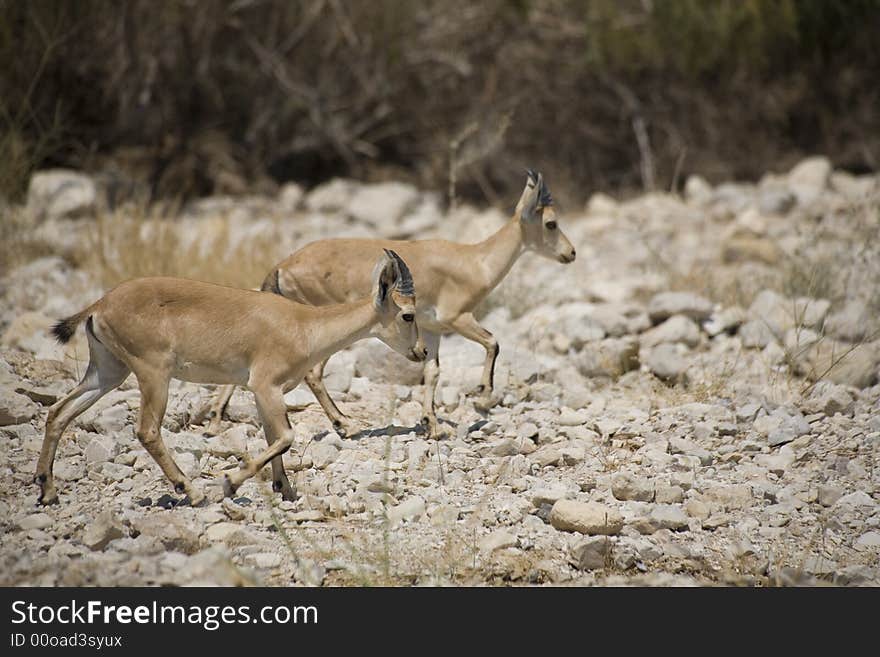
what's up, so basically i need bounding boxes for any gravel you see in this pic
[2,161,878,587]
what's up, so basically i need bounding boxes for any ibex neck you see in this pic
[474,218,524,290]
[305,299,375,365]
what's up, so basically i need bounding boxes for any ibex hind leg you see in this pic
[36,319,130,505]
[305,359,362,437]
[195,384,235,436]
[450,313,500,411]
[131,364,204,505]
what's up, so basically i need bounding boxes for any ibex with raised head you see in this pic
[201,170,575,439]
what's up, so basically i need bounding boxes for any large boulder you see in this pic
[0,388,40,426]
[26,169,98,220]
[792,339,880,388]
[550,500,624,536]
[305,178,359,212]
[643,343,689,383]
[640,315,701,348]
[346,182,421,230]
[577,338,639,378]
[787,156,831,206]
[825,300,880,343]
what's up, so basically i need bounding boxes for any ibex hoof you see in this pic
[332,418,361,438]
[202,420,223,437]
[222,475,238,498]
[421,417,446,440]
[38,493,59,506]
[473,395,498,413]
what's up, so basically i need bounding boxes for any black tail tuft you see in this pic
[51,316,79,344]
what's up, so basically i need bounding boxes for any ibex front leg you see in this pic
[223,385,296,499]
[450,313,499,410]
[420,331,444,439]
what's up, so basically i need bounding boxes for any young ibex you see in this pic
[202,170,575,439]
[35,250,424,506]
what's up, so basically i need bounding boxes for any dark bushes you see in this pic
[2,0,878,204]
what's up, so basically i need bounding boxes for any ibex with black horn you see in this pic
[36,250,424,505]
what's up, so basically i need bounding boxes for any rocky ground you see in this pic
[1,157,879,586]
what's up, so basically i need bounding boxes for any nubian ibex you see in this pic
[35,250,424,505]
[201,170,575,439]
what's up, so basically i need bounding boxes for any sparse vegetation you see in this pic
[80,206,291,289]
[2,0,879,204]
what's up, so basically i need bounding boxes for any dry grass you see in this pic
[0,205,54,276]
[79,205,291,290]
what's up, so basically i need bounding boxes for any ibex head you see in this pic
[515,169,576,264]
[371,249,426,362]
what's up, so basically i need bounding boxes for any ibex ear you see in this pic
[372,249,398,310]
[515,169,543,222]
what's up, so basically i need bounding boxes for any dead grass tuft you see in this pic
[80,205,290,290]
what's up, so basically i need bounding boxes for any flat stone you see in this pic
[247,552,283,569]
[817,485,844,507]
[578,338,640,379]
[132,515,201,554]
[703,485,752,509]
[644,343,688,383]
[853,531,880,551]
[668,436,713,465]
[649,504,689,531]
[641,315,701,348]
[84,434,119,464]
[82,511,125,551]
[288,509,325,523]
[739,319,776,349]
[655,485,684,504]
[549,500,623,536]
[647,292,714,323]
[0,389,40,425]
[558,409,589,426]
[387,496,426,524]
[568,535,611,570]
[516,422,539,440]
[18,513,53,531]
[704,306,746,336]
[531,483,572,507]
[101,462,134,481]
[204,522,249,544]
[478,529,518,554]
[611,472,655,502]
[833,491,875,510]
[685,500,711,520]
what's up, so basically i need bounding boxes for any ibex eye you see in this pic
[402,313,415,322]
[546,221,557,230]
